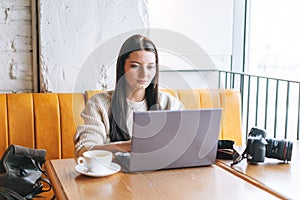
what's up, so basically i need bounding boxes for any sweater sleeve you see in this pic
[159,92,185,110]
[74,93,111,156]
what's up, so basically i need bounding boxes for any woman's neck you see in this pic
[126,87,145,102]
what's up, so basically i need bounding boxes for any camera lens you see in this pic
[266,139,293,161]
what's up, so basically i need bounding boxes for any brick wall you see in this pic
[0,0,34,93]
[0,0,148,93]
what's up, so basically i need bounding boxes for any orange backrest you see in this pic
[7,94,35,148]
[58,93,85,158]
[85,90,104,101]
[0,93,85,159]
[0,89,242,159]
[0,94,8,155]
[85,89,242,145]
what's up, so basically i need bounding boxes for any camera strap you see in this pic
[217,140,242,165]
[231,146,249,166]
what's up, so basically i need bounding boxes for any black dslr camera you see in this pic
[233,127,293,165]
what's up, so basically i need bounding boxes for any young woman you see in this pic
[74,34,184,156]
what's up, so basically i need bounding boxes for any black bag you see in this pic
[217,140,241,163]
[0,145,52,199]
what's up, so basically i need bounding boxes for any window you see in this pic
[246,0,300,81]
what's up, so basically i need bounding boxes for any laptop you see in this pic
[114,108,222,172]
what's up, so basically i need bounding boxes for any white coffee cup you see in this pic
[77,150,112,173]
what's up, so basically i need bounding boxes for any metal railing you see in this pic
[160,69,300,141]
[217,70,300,140]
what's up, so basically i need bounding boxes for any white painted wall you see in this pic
[38,0,149,92]
[39,0,235,92]
[148,0,234,89]
[0,0,235,93]
[0,0,34,93]
[148,0,234,70]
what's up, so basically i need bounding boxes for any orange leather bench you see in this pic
[0,93,85,160]
[0,89,242,160]
[86,89,243,145]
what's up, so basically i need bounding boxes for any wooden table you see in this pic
[46,159,278,200]
[217,141,300,200]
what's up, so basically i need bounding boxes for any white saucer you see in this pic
[75,163,121,177]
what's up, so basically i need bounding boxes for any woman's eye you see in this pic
[130,64,155,69]
[131,65,140,69]
[147,65,156,69]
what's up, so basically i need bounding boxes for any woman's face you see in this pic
[124,50,157,92]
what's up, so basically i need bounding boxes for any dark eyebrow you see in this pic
[129,61,155,65]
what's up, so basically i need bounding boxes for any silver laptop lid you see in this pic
[130,108,222,171]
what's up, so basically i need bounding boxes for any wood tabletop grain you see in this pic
[217,141,300,199]
[46,158,279,200]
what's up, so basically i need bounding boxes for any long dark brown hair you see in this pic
[109,34,160,142]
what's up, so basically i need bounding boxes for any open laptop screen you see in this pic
[127,108,222,172]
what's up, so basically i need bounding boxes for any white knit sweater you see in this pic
[74,91,184,156]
